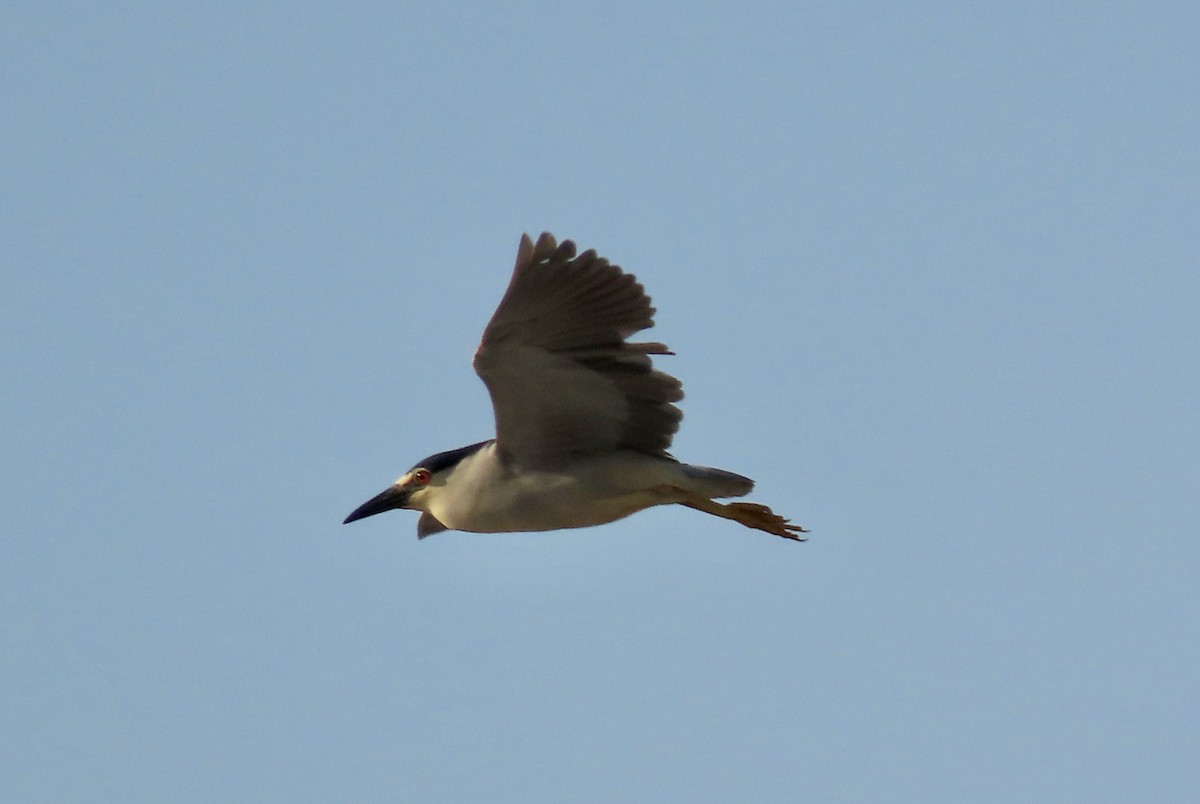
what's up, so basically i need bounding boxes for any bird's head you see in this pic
[341,466,434,524]
[342,440,492,535]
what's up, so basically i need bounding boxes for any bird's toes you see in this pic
[727,502,809,541]
[780,522,810,541]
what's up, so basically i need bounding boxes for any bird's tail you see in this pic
[680,464,755,499]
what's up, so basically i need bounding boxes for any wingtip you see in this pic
[516,233,536,268]
[517,232,571,266]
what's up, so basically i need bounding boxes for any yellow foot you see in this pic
[726,502,809,541]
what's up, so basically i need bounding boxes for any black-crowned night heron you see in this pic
[343,233,807,541]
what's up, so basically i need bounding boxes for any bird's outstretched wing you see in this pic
[473,232,684,466]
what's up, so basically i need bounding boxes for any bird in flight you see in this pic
[343,233,808,541]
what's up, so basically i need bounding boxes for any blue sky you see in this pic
[3,3,1198,801]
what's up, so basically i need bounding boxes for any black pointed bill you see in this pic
[343,485,411,524]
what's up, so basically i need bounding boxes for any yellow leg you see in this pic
[674,492,809,541]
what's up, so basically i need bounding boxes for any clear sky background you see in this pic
[3,3,1198,802]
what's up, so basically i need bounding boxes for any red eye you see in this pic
[412,469,431,485]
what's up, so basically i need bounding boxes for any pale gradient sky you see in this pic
[3,3,1198,802]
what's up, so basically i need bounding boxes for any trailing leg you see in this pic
[674,492,809,541]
